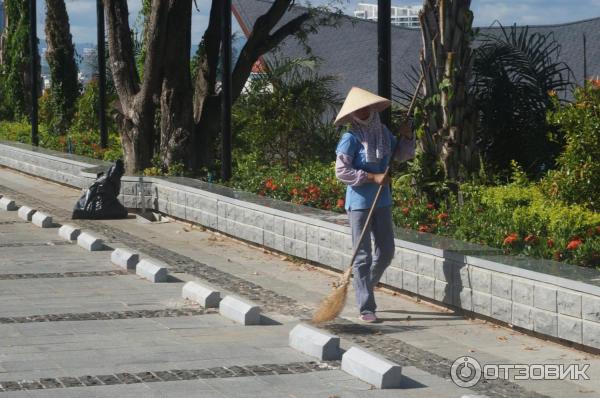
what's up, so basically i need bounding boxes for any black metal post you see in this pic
[96,0,108,148]
[29,0,38,146]
[377,0,391,127]
[221,0,232,181]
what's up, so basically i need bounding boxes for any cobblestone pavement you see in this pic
[1,168,599,397]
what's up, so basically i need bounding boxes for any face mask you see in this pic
[352,111,373,126]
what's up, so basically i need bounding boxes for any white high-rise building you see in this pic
[354,3,421,29]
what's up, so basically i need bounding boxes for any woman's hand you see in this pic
[367,172,390,186]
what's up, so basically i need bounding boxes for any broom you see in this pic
[312,76,424,324]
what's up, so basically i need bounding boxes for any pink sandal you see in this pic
[358,313,377,323]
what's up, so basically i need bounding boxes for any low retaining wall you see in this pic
[2,140,600,350]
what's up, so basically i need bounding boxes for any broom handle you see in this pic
[346,75,424,274]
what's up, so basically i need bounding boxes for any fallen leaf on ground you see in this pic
[497,336,508,342]
[523,346,538,351]
[468,349,476,353]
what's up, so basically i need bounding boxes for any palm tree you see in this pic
[472,23,573,177]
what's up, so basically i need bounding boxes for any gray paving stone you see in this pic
[111,248,140,271]
[58,224,81,241]
[455,264,471,289]
[401,250,418,273]
[289,323,341,360]
[219,295,261,325]
[434,279,452,304]
[512,279,534,307]
[0,197,17,211]
[512,303,533,329]
[472,291,492,317]
[77,232,104,251]
[433,258,455,282]
[417,275,434,298]
[491,296,512,324]
[558,314,583,344]
[491,273,512,300]
[31,211,53,228]
[341,346,402,389]
[470,267,491,294]
[557,289,582,318]
[583,320,600,349]
[533,283,558,312]
[384,266,402,288]
[182,281,221,308]
[582,294,600,322]
[532,308,558,337]
[402,271,417,293]
[17,205,36,221]
[454,287,473,311]
[136,259,168,283]
[417,255,435,277]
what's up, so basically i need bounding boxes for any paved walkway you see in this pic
[0,167,599,397]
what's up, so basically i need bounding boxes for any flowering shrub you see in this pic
[391,182,600,267]
[229,155,346,212]
[543,81,600,210]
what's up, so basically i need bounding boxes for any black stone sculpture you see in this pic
[72,159,128,219]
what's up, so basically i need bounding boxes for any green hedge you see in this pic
[0,120,122,162]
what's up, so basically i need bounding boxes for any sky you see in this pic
[30,0,600,45]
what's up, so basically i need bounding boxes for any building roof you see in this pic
[232,0,600,100]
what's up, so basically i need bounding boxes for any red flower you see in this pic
[336,198,345,208]
[524,234,538,245]
[402,207,410,216]
[290,188,299,196]
[426,203,435,210]
[418,224,431,233]
[546,239,554,248]
[264,179,274,190]
[566,239,583,251]
[590,78,600,89]
[503,233,519,246]
[437,212,449,221]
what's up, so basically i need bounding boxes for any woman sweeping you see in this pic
[334,87,415,323]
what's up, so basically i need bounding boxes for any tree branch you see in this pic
[232,12,310,102]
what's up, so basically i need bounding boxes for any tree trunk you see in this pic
[159,0,194,169]
[45,0,79,133]
[191,0,338,171]
[419,0,478,184]
[104,0,168,174]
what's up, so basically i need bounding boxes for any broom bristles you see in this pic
[312,268,352,323]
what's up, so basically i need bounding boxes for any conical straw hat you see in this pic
[334,87,391,126]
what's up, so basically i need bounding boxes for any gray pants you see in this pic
[349,206,395,315]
